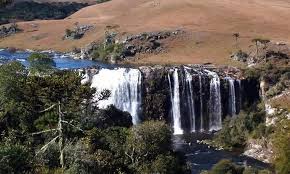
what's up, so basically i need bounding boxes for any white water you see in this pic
[91,68,142,125]
[168,69,183,135]
[228,78,236,116]
[206,70,222,131]
[185,69,196,132]
[199,75,204,132]
[237,80,242,110]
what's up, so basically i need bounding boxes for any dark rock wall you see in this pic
[140,66,260,133]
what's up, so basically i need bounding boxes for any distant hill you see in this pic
[0,1,89,25]
[1,0,290,65]
[13,0,96,3]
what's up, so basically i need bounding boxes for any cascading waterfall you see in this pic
[198,75,204,132]
[207,70,222,131]
[87,65,243,134]
[227,77,236,116]
[91,68,142,125]
[185,69,196,132]
[168,69,184,135]
[237,80,242,112]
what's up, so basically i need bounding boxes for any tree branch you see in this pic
[36,135,59,155]
[61,120,84,132]
[39,104,56,113]
[31,128,58,136]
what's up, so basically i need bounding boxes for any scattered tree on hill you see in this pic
[232,33,240,50]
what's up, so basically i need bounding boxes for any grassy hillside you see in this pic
[1,0,290,65]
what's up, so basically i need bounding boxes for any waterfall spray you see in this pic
[185,69,196,132]
[168,69,183,135]
[206,70,222,131]
[227,77,236,116]
[91,68,142,125]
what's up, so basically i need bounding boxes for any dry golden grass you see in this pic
[2,0,290,65]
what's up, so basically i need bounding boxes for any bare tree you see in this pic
[33,101,83,169]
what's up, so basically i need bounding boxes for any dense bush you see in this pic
[213,105,266,149]
[0,1,88,24]
[0,62,189,173]
[28,52,56,74]
[201,159,271,174]
[96,0,111,3]
[272,119,290,174]
[0,143,33,173]
[92,42,124,62]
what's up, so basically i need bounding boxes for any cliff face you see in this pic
[83,65,260,133]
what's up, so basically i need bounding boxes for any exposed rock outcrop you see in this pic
[231,41,290,66]
[78,30,184,61]
[243,138,274,163]
[0,23,21,38]
[64,24,94,40]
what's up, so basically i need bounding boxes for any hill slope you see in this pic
[1,0,290,64]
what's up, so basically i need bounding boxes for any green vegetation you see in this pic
[201,159,271,174]
[243,62,290,98]
[91,32,124,62]
[214,60,290,173]
[0,144,32,173]
[212,103,268,149]
[0,61,188,173]
[28,52,56,74]
[271,119,290,174]
[92,42,124,62]
[0,1,88,25]
[96,0,111,3]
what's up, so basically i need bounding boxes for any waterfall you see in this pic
[185,69,196,132]
[227,78,236,116]
[168,69,183,135]
[91,68,142,125]
[207,70,222,131]
[237,79,242,112]
[199,75,204,132]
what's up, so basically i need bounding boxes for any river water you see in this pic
[0,49,111,69]
[173,134,270,174]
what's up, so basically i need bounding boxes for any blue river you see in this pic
[0,49,112,69]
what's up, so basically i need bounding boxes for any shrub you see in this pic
[0,143,32,173]
[28,52,56,74]
[214,107,266,149]
[96,0,111,4]
[272,119,290,174]
[209,159,243,174]
[205,160,271,174]
[0,2,88,24]
[92,42,124,62]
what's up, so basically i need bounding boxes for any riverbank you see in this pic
[173,134,271,174]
